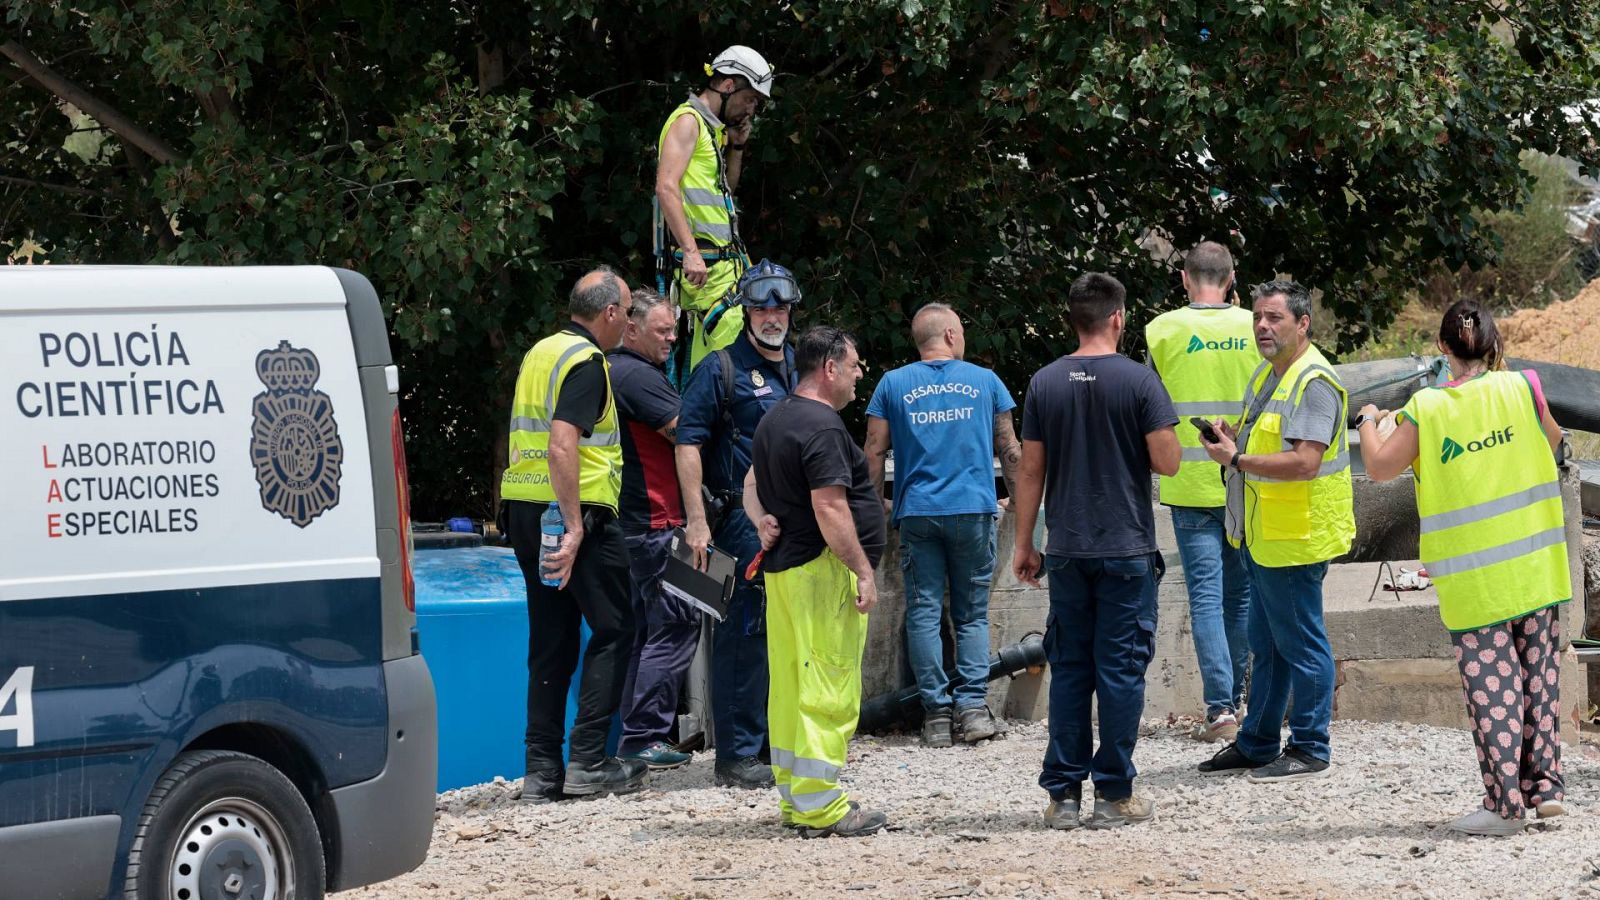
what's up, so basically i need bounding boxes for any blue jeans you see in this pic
[1235,549,1333,763]
[711,507,769,761]
[899,514,997,712]
[1170,506,1251,715]
[1039,553,1162,801]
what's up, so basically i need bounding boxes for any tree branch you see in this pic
[0,40,181,164]
[0,174,116,198]
[121,140,179,251]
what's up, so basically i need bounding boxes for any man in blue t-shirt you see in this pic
[1011,272,1181,830]
[864,303,1020,748]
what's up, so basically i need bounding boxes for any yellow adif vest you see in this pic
[1231,343,1355,567]
[1405,371,1569,631]
[1146,304,1257,507]
[500,329,622,511]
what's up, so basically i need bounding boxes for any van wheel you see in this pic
[125,750,324,900]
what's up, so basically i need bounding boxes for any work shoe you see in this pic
[1246,748,1330,783]
[1447,807,1525,837]
[562,757,647,797]
[799,802,888,839]
[519,768,565,804]
[621,741,692,770]
[1191,709,1240,743]
[958,706,998,743]
[1085,795,1155,829]
[714,756,775,789]
[1043,791,1082,830]
[922,708,954,748]
[1197,742,1267,776]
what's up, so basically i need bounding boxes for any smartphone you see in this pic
[1190,416,1220,444]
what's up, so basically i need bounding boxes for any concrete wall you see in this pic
[860,463,1590,738]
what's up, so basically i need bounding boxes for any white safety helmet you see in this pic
[709,45,774,98]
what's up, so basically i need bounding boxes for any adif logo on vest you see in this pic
[1187,335,1250,353]
[1439,426,1514,464]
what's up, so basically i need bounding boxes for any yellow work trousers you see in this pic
[766,550,869,829]
[675,257,745,371]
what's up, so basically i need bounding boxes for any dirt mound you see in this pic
[1501,278,1600,369]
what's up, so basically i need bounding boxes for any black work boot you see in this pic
[563,757,647,797]
[714,756,775,789]
[922,708,954,748]
[519,768,565,804]
[957,706,997,742]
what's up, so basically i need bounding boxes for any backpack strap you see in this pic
[716,348,738,443]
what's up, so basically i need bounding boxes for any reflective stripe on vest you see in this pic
[658,100,735,248]
[1408,371,1569,631]
[500,330,622,510]
[1233,344,1355,567]
[1146,304,1257,507]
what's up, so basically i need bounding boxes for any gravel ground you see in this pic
[351,719,1600,899]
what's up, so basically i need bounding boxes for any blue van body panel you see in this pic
[0,577,387,894]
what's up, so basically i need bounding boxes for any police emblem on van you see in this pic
[250,341,344,527]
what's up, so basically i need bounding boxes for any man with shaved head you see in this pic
[863,303,1020,747]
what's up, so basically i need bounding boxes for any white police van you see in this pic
[0,266,436,899]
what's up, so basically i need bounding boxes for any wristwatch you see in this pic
[1353,413,1374,429]
[1229,451,1241,470]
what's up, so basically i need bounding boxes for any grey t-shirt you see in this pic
[1224,371,1343,538]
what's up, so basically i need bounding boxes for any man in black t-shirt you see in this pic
[1010,272,1182,830]
[743,326,888,838]
[502,266,644,803]
[608,289,697,772]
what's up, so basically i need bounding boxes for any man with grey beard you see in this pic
[674,259,800,788]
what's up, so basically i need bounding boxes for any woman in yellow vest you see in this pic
[1358,299,1569,837]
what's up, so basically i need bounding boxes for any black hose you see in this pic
[857,633,1046,734]
[1334,356,1600,434]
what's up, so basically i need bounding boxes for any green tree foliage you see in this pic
[1424,151,1591,309]
[3,1,1598,516]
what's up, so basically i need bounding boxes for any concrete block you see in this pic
[1322,560,1453,660]
[861,462,1588,731]
[1335,658,1469,729]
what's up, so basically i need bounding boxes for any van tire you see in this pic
[124,749,324,900]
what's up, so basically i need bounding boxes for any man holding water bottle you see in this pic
[502,266,646,803]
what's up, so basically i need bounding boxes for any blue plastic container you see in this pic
[413,545,617,792]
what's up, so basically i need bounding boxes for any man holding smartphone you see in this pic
[1145,241,1259,743]
[1193,280,1354,784]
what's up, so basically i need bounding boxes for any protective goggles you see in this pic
[738,274,802,308]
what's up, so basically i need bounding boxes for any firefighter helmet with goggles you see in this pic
[709,46,774,99]
[736,259,801,309]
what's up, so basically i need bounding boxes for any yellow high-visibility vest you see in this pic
[500,330,621,511]
[659,99,736,258]
[658,98,748,365]
[1146,304,1257,507]
[1232,344,1355,567]
[1404,371,1569,631]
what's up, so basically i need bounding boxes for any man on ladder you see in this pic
[654,45,774,387]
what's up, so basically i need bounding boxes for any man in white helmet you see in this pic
[654,45,774,383]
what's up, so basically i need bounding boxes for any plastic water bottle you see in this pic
[539,502,564,587]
